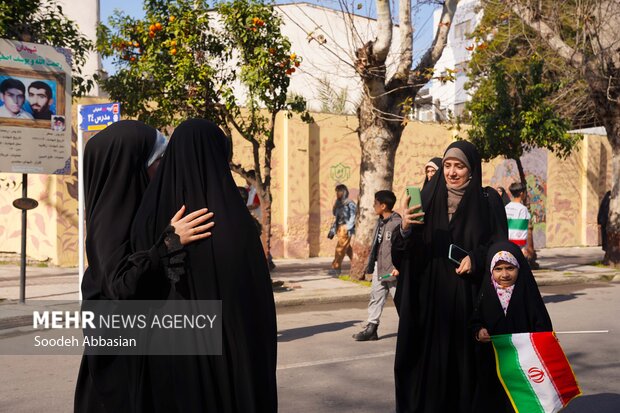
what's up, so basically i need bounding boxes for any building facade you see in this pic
[426,0,482,119]
[57,0,102,96]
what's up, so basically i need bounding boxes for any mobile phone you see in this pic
[448,244,469,266]
[406,186,423,222]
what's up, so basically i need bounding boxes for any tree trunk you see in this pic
[600,114,620,267]
[514,157,528,205]
[259,192,274,275]
[589,84,620,266]
[350,99,402,280]
[514,157,538,266]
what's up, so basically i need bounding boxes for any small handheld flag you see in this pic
[491,332,581,413]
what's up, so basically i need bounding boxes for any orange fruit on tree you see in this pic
[170,39,177,46]
[155,22,163,30]
[169,16,176,23]
[170,48,177,55]
[149,31,155,38]
[149,24,156,32]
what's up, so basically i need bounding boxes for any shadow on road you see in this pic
[562,393,620,412]
[543,293,585,304]
[278,320,361,342]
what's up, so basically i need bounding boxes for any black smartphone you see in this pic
[448,244,469,266]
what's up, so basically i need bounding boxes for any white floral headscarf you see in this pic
[490,250,520,315]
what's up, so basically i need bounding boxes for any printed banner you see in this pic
[0,39,73,174]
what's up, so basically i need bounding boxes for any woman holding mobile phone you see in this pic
[391,140,508,413]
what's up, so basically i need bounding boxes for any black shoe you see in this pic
[352,323,378,341]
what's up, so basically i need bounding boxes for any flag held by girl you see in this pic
[492,331,581,413]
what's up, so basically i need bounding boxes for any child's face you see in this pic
[373,199,387,216]
[492,260,518,288]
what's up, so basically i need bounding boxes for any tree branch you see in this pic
[373,0,393,64]
[394,0,413,79]
[507,0,598,76]
[409,0,459,84]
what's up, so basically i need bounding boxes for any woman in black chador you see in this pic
[391,140,508,413]
[470,240,553,413]
[75,121,213,412]
[131,119,277,412]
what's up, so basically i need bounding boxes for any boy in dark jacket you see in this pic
[353,190,402,341]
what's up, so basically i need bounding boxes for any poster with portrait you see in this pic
[0,39,72,174]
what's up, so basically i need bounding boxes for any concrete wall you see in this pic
[0,111,612,265]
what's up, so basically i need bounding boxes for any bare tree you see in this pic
[349,0,459,278]
[501,0,620,265]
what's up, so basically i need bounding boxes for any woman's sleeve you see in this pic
[468,190,509,278]
[469,291,485,339]
[103,225,185,300]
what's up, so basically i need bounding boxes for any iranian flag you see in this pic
[491,332,581,413]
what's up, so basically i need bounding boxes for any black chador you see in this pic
[470,241,553,413]
[131,119,277,412]
[75,121,161,412]
[391,140,508,413]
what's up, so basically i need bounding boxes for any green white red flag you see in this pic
[491,332,581,413]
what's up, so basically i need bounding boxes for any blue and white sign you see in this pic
[79,103,120,131]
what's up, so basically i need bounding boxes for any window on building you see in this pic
[454,20,472,41]
[453,102,466,117]
[455,61,468,77]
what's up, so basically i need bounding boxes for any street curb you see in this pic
[1,272,617,329]
[0,315,31,330]
[274,290,369,308]
[534,271,619,286]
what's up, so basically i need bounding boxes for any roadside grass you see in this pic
[590,261,620,271]
[338,275,372,287]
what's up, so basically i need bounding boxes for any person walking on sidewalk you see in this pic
[505,182,530,254]
[353,190,401,341]
[327,184,356,275]
[245,170,276,271]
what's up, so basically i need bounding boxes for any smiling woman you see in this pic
[392,140,510,413]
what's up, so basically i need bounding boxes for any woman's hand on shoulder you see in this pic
[400,195,425,231]
[170,205,215,245]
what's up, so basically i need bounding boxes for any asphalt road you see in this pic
[1,282,619,412]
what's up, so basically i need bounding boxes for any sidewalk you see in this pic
[272,246,620,306]
[0,247,618,328]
